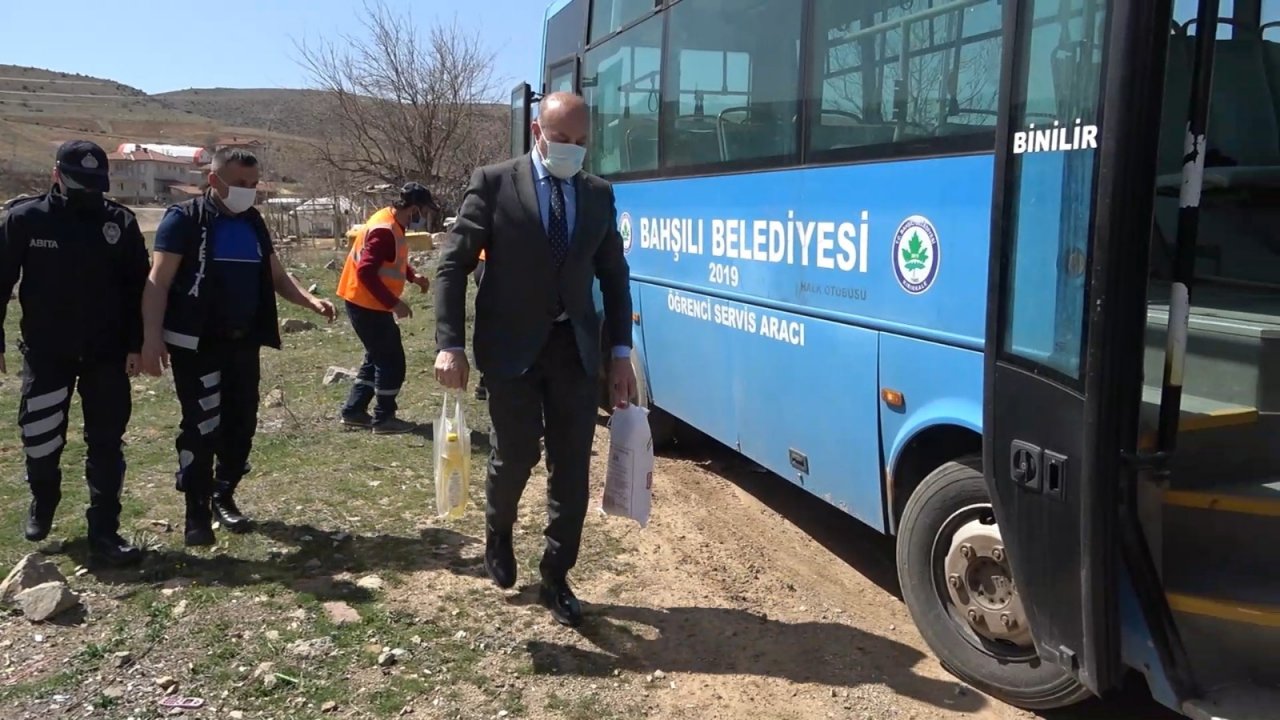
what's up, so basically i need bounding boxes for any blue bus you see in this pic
[512,0,1279,717]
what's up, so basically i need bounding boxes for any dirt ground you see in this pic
[440,426,1178,720]
[374,424,1182,720]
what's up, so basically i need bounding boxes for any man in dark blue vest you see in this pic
[140,148,336,546]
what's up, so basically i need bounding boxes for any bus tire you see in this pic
[896,456,1093,711]
[631,350,679,450]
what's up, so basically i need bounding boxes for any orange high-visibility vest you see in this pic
[336,207,408,311]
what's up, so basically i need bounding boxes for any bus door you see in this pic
[984,0,1173,696]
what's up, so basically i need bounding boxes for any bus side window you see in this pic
[661,0,801,170]
[582,15,663,176]
[807,0,1003,157]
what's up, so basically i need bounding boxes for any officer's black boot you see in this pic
[212,492,251,533]
[87,504,142,566]
[24,495,58,542]
[212,465,252,533]
[184,494,216,547]
[86,457,141,565]
[88,531,143,567]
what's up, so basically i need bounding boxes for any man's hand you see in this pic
[140,336,169,377]
[126,353,141,378]
[392,301,413,320]
[609,356,637,408]
[413,276,431,294]
[434,349,470,391]
[312,298,337,323]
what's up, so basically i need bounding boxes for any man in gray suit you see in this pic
[434,92,636,627]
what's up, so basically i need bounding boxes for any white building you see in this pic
[107,147,204,205]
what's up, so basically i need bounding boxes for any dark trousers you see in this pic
[170,340,260,499]
[486,322,597,582]
[341,301,405,423]
[18,351,131,537]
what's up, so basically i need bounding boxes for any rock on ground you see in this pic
[281,318,317,333]
[0,554,67,605]
[323,367,357,385]
[356,575,384,591]
[287,637,336,659]
[323,601,361,625]
[14,581,80,621]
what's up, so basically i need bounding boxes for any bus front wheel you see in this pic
[630,351,679,449]
[896,456,1093,710]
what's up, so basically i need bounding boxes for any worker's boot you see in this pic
[184,494,216,547]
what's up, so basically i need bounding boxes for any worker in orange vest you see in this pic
[335,183,439,434]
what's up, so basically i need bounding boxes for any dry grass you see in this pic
[0,248,629,719]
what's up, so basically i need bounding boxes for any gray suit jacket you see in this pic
[434,154,633,380]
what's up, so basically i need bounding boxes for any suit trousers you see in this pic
[341,301,405,423]
[485,321,597,582]
[170,339,260,499]
[18,350,130,537]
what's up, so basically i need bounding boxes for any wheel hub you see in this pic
[943,517,1032,647]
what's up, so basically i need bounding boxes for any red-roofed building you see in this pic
[108,147,205,205]
[214,136,266,151]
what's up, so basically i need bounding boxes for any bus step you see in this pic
[1164,480,1280,517]
[1138,386,1259,451]
[1167,597,1280,690]
[1160,478,1280,688]
[1183,682,1280,720]
[1161,479,1280,607]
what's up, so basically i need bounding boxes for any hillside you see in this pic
[157,88,339,145]
[0,66,507,202]
[0,67,324,198]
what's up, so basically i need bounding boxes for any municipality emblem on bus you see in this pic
[619,211,634,254]
[892,215,940,295]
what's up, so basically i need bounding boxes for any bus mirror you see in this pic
[509,82,538,159]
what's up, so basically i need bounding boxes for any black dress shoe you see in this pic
[89,533,143,567]
[24,499,56,542]
[212,494,252,533]
[539,579,583,628]
[484,532,517,590]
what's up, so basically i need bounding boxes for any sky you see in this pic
[0,0,547,96]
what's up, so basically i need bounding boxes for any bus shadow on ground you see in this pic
[657,436,1184,720]
[513,595,987,713]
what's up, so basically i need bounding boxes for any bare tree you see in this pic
[295,0,505,220]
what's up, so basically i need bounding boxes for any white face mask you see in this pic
[539,138,586,180]
[218,183,257,214]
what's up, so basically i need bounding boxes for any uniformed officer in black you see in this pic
[0,140,150,566]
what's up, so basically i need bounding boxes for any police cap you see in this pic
[55,140,110,193]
